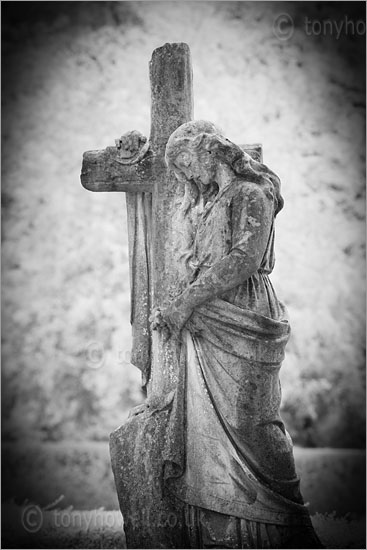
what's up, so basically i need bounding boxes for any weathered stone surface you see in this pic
[82,43,323,549]
[81,147,154,193]
[82,43,196,547]
[110,412,186,549]
[148,43,194,400]
[150,120,322,548]
[80,43,196,397]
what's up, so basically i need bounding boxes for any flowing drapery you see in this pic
[163,298,312,529]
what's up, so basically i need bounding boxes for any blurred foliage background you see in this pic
[2,1,365,448]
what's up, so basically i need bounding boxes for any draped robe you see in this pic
[162,176,321,548]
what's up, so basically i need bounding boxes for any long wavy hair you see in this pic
[165,120,284,216]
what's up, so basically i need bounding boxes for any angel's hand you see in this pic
[149,308,172,342]
[115,130,147,158]
[159,301,193,337]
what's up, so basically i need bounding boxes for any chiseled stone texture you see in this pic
[110,411,186,549]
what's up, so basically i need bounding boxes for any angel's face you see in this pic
[174,150,216,190]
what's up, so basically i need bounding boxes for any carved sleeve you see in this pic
[173,184,273,312]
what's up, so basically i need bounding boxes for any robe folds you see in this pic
[161,298,320,548]
[163,297,311,523]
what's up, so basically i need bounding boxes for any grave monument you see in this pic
[81,43,322,549]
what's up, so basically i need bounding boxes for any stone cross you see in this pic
[81,43,194,402]
[81,42,262,398]
[81,42,263,548]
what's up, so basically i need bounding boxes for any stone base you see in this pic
[110,409,186,549]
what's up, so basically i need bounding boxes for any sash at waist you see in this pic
[186,298,290,364]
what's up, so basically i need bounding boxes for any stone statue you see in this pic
[82,43,323,549]
[147,120,323,548]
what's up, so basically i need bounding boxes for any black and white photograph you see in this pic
[2,1,366,548]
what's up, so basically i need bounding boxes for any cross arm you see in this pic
[81,146,155,193]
